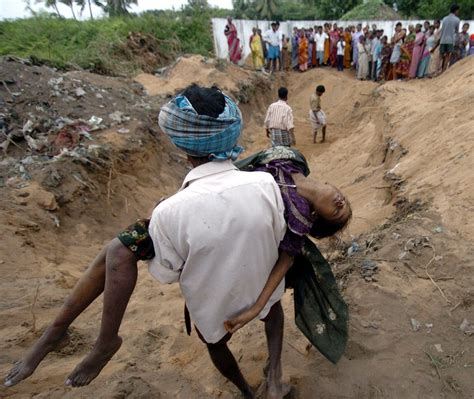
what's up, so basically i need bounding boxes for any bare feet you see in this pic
[65,336,122,387]
[4,328,69,387]
[266,381,292,399]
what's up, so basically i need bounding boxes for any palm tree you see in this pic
[255,0,278,20]
[105,0,138,16]
[58,0,77,19]
[39,0,62,17]
[75,0,104,19]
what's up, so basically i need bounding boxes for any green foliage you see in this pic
[0,10,218,74]
[341,0,401,20]
[255,0,279,20]
[274,1,318,20]
[383,0,473,19]
[315,0,362,20]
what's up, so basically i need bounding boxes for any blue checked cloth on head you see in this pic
[158,93,244,161]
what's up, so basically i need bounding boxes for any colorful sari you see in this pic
[409,31,425,78]
[323,32,330,64]
[344,32,352,68]
[282,41,291,71]
[428,29,442,76]
[380,44,392,81]
[299,36,309,71]
[417,34,434,78]
[225,23,242,64]
[329,30,339,66]
[291,33,299,69]
[395,33,415,78]
[250,33,264,70]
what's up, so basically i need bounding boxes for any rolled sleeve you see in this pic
[148,204,184,284]
[287,108,295,130]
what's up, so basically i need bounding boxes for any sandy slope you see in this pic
[1,56,473,398]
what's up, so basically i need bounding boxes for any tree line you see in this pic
[27,0,138,19]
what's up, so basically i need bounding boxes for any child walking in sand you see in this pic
[309,85,327,143]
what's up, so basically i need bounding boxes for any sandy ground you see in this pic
[1,55,474,398]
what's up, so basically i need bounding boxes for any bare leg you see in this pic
[66,238,137,387]
[4,245,108,387]
[322,125,326,142]
[263,301,290,399]
[206,335,254,398]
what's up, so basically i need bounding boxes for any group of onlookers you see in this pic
[226,4,473,81]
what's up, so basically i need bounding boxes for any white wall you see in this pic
[212,18,474,60]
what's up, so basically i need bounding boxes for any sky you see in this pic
[0,0,233,20]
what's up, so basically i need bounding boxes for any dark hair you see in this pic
[396,22,402,27]
[316,85,325,93]
[450,3,459,13]
[310,204,352,239]
[181,84,225,118]
[278,87,288,99]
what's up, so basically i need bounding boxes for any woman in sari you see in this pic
[249,27,264,71]
[323,23,331,65]
[380,35,392,81]
[281,36,291,71]
[408,24,426,78]
[291,27,299,70]
[329,23,340,67]
[357,36,369,80]
[395,26,415,79]
[428,20,442,77]
[344,27,352,69]
[224,17,242,64]
[417,25,435,78]
[298,30,309,72]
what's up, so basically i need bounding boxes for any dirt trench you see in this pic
[1,56,474,398]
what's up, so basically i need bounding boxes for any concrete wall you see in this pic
[212,18,474,60]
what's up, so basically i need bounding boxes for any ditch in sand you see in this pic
[0,55,473,398]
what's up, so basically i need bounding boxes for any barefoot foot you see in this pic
[266,381,292,399]
[65,336,122,387]
[4,329,69,387]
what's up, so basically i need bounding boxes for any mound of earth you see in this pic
[0,54,473,398]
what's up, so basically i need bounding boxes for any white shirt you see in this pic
[264,28,283,49]
[264,99,295,131]
[148,161,286,343]
[337,41,345,56]
[315,32,328,52]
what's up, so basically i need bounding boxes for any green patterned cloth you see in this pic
[288,237,348,364]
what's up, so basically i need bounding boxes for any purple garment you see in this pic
[255,160,313,256]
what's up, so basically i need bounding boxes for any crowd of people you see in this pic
[225,4,473,81]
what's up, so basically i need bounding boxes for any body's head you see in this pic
[429,25,435,35]
[415,23,422,33]
[357,23,362,32]
[272,22,278,32]
[395,22,402,32]
[318,26,323,34]
[381,35,388,45]
[316,85,325,97]
[293,174,352,239]
[227,16,232,24]
[462,23,470,33]
[424,20,430,31]
[434,20,441,29]
[408,24,415,34]
[278,87,288,101]
[252,27,257,35]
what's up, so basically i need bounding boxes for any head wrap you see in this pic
[158,93,243,161]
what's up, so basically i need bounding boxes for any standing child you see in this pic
[309,85,327,143]
[336,35,345,71]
